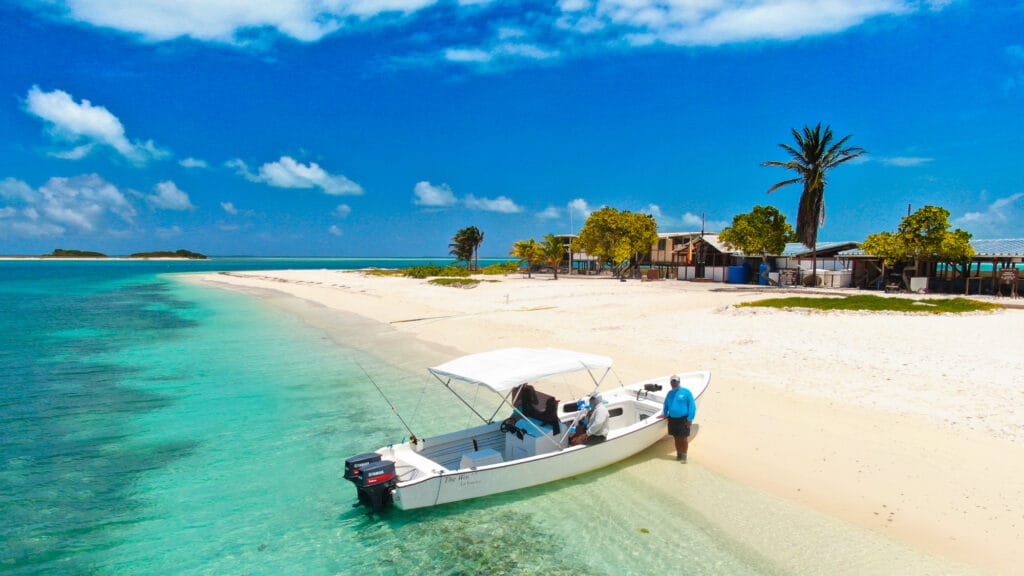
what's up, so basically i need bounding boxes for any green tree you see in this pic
[763,123,865,283]
[719,205,796,268]
[449,226,485,270]
[621,211,659,277]
[541,234,565,280]
[859,231,904,267]
[862,205,974,283]
[510,238,542,278]
[572,207,658,276]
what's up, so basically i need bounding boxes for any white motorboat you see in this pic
[343,347,710,511]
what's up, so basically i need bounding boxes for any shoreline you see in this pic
[183,269,1024,574]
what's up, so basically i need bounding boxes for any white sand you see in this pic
[187,270,1024,574]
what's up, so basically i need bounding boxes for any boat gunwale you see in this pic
[391,372,709,490]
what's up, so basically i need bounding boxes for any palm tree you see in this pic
[510,238,541,278]
[763,123,865,285]
[541,234,565,279]
[449,226,485,270]
[467,227,484,271]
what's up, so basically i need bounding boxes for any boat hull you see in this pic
[375,370,710,510]
[388,414,669,510]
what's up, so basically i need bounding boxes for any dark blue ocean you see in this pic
[0,259,972,575]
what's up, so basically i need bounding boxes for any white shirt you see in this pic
[586,402,610,437]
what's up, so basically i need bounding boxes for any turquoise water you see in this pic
[0,260,977,575]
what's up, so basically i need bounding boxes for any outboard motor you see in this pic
[344,453,397,512]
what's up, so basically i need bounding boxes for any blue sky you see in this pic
[1,0,1022,257]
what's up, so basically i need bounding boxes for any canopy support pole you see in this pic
[432,374,491,425]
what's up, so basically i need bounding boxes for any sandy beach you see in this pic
[187,269,1024,574]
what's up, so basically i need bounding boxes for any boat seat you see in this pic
[459,448,503,469]
[515,416,555,438]
[513,384,561,434]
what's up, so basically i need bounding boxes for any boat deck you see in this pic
[387,390,667,484]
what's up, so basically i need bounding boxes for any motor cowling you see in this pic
[344,453,396,512]
[344,452,381,481]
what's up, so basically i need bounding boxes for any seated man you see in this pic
[569,392,609,446]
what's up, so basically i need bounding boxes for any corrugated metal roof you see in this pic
[842,238,1024,258]
[695,233,738,254]
[657,231,707,238]
[969,238,1024,257]
[780,241,860,257]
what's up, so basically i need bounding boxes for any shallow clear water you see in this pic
[0,260,978,575]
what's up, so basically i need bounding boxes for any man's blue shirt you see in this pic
[663,387,695,420]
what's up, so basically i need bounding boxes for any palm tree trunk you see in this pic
[812,242,817,286]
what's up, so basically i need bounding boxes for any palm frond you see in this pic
[765,177,801,194]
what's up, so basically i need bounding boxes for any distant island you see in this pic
[45,249,108,258]
[38,248,208,260]
[129,249,207,260]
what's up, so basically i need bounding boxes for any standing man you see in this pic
[662,375,696,462]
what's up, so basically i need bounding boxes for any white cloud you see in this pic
[443,41,560,68]
[643,203,664,221]
[146,181,195,211]
[881,156,933,167]
[560,0,591,11]
[1,218,66,238]
[567,198,594,220]
[328,224,343,236]
[413,181,457,206]
[0,175,137,238]
[954,192,1024,234]
[262,157,363,195]
[580,0,914,46]
[53,0,437,45]
[40,174,136,231]
[680,211,728,232]
[34,1,953,76]
[334,204,352,218]
[221,201,239,215]
[180,157,209,169]
[445,48,493,63]
[464,194,522,213]
[537,205,562,219]
[24,86,168,165]
[226,158,255,179]
[1,178,38,202]
[51,144,95,160]
[232,156,364,195]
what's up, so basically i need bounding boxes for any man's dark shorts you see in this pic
[667,416,690,437]
[584,434,606,445]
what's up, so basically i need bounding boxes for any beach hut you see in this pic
[849,238,1024,294]
[770,242,859,287]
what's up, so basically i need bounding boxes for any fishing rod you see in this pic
[355,361,418,444]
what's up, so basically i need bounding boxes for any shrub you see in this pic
[404,265,472,279]
[363,269,404,277]
[429,278,480,288]
[479,262,520,275]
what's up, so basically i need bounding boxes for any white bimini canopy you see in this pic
[428,348,613,393]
